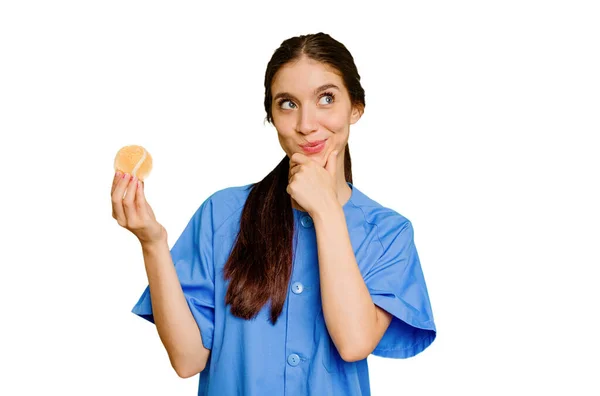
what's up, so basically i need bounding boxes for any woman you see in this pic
[111,32,436,396]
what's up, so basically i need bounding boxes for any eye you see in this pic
[318,92,335,105]
[278,99,296,110]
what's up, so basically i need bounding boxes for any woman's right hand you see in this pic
[111,171,167,245]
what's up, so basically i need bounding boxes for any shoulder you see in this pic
[198,182,255,234]
[346,183,413,243]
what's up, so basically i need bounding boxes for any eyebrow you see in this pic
[273,83,340,103]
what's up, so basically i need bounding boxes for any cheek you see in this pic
[274,115,295,135]
[274,122,296,150]
[319,111,348,133]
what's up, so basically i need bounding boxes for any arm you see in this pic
[312,202,393,362]
[141,239,210,378]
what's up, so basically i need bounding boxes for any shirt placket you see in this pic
[284,211,320,396]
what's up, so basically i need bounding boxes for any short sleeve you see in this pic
[131,197,216,350]
[365,219,436,359]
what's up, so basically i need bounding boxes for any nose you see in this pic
[296,106,318,135]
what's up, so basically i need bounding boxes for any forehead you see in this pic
[271,57,344,95]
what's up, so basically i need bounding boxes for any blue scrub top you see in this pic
[132,182,436,395]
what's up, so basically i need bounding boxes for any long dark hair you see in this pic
[223,33,366,324]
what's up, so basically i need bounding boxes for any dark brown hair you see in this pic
[223,33,366,324]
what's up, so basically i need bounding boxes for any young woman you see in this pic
[111,32,436,396]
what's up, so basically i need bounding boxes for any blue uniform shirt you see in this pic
[132,182,436,395]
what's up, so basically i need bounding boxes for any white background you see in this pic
[1,1,598,395]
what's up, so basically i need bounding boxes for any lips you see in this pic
[300,139,327,154]
[300,139,327,148]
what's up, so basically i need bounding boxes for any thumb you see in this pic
[325,149,338,178]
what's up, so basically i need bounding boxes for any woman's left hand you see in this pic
[287,149,339,216]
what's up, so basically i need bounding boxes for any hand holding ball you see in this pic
[111,145,166,244]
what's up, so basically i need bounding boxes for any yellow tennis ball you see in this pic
[114,145,153,181]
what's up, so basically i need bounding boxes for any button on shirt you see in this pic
[300,214,313,228]
[291,281,304,294]
[131,182,437,396]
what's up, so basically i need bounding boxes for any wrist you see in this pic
[311,199,343,223]
[140,236,168,254]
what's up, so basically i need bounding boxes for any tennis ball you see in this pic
[114,145,153,181]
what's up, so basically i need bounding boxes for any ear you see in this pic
[350,104,364,125]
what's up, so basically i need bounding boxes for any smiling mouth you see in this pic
[300,139,327,154]
[300,139,327,148]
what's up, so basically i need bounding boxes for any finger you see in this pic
[137,181,157,220]
[325,150,338,177]
[111,171,122,195]
[111,173,130,224]
[140,182,155,218]
[122,175,138,221]
[135,179,146,212]
[289,160,301,171]
[289,152,309,166]
[321,147,334,164]
[289,159,299,180]
[289,163,302,178]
